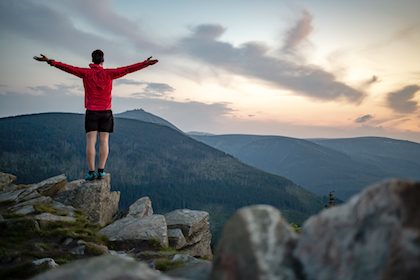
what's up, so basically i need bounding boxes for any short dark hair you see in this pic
[92,49,104,64]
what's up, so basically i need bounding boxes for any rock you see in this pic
[22,190,41,201]
[172,254,201,265]
[77,240,109,255]
[166,261,213,280]
[127,196,154,218]
[13,204,35,215]
[51,200,76,217]
[165,209,212,259]
[32,258,59,268]
[168,229,187,250]
[165,209,209,237]
[210,204,299,280]
[29,255,189,280]
[59,174,119,226]
[294,179,420,280]
[0,188,26,203]
[30,220,40,231]
[0,172,16,190]
[20,174,67,198]
[0,214,3,221]
[35,213,77,225]
[56,179,84,194]
[32,244,45,251]
[63,238,73,246]
[69,245,85,255]
[99,214,168,248]
[9,196,52,211]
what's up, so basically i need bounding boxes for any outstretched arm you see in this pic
[146,56,158,65]
[33,54,87,78]
[109,56,159,79]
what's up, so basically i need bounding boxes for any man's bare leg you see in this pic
[86,131,98,172]
[98,132,110,170]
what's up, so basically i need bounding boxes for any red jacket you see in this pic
[50,60,149,111]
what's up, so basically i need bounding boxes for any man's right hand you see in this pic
[33,54,50,63]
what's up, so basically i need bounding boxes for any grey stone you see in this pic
[69,245,85,255]
[172,254,200,265]
[165,209,212,259]
[52,200,76,217]
[0,214,3,221]
[59,174,119,226]
[77,240,109,255]
[166,261,212,280]
[32,244,45,251]
[20,174,67,198]
[35,213,76,223]
[56,179,84,194]
[32,258,59,268]
[63,238,73,246]
[165,209,210,237]
[21,190,41,201]
[9,196,52,211]
[127,196,154,218]
[1,251,21,264]
[13,204,35,215]
[210,204,299,280]
[99,214,168,248]
[180,230,212,259]
[0,188,26,203]
[0,172,17,190]
[294,179,420,280]
[29,255,189,280]
[168,228,187,249]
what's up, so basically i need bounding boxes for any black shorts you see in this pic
[85,110,114,133]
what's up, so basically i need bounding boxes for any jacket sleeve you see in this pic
[107,61,150,79]
[49,60,87,78]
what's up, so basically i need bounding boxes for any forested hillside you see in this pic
[191,134,420,200]
[0,113,327,241]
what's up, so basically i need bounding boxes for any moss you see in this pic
[84,242,106,256]
[33,242,58,250]
[158,246,178,255]
[33,203,68,216]
[1,212,26,219]
[147,238,163,251]
[153,258,185,271]
[290,223,301,233]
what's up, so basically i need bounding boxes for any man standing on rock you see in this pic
[33,50,158,180]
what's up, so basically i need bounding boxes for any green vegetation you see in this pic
[290,223,301,233]
[153,258,185,271]
[33,203,68,216]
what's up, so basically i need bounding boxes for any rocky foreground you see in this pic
[1,172,419,279]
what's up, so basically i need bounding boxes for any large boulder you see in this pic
[210,204,299,280]
[29,255,189,280]
[0,172,16,190]
[127,196,154,218]
[165,209,212,259]
[294,179,420,280]
[99,214,168,248]
[58,174,119,226]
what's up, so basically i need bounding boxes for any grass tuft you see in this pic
[154,258,185,271]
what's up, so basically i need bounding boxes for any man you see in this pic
[33,50,158,180]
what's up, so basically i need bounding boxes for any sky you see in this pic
[1,0,420,142]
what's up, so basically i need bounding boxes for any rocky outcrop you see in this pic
[210,204,299,280]
[0,172,16,190]
[209,179,420,280]
[294,179,420,280]
[99,214,169,248]
[30,255,189,280]
[56,174,120,226]
[165,209,212,259]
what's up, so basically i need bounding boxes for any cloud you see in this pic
[355,114,374,123]
[27,84,82,96]
[0,0,112,56]
[282,9,314,52]
[179,23,366,103]
[387,85,420,113]
[114,79,175,98]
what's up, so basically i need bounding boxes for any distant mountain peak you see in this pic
[115,109,183,133]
